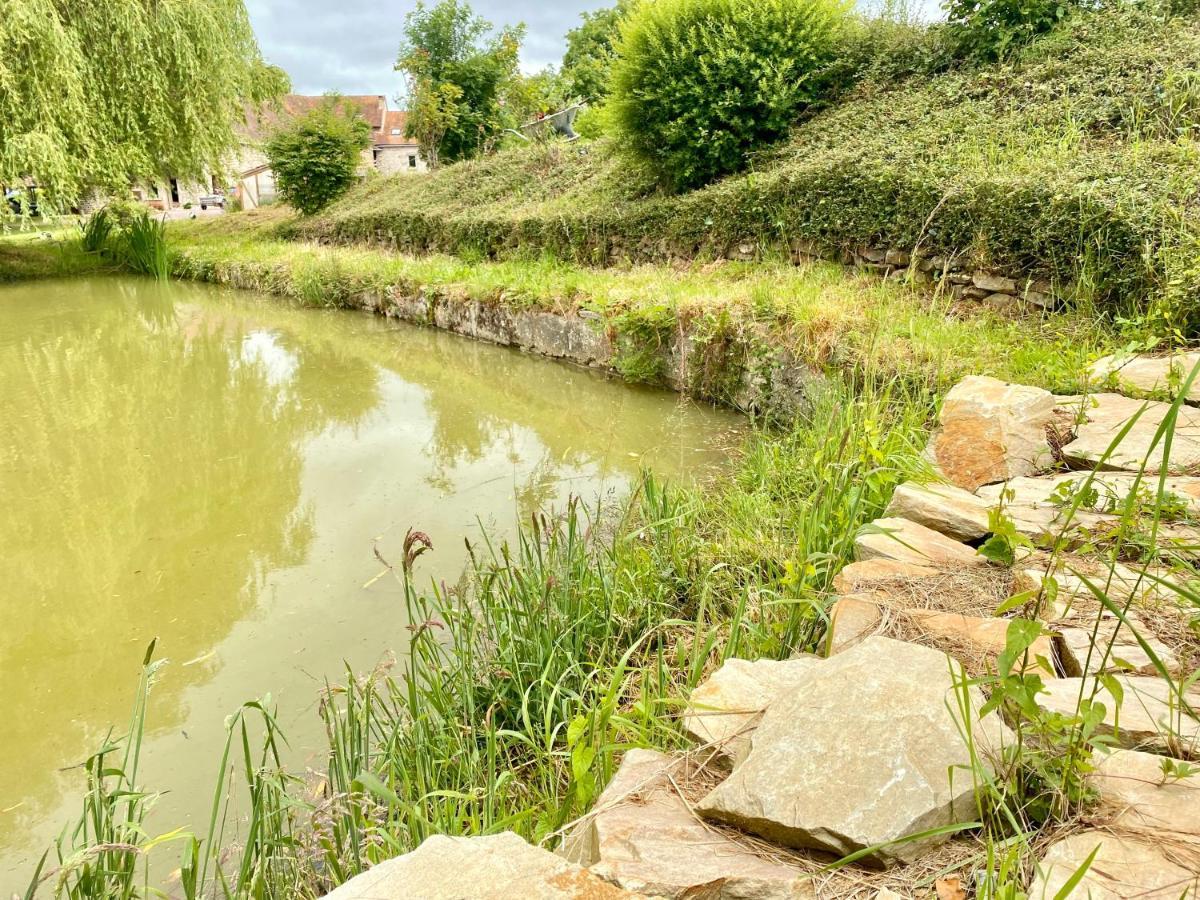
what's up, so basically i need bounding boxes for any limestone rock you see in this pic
[1090,351,1200,404]
[832,559,943,593]
[902,609,1056,676]
[973,273,1017,293]
[682,656,821,765]
[884,482,992,542]
[1061,393,1200,474]
[825,594,885,654]
[562,749,814,899]
[827,596,1055,675]
[1056,618,1178,677]
[855,517,986,569]
[320,832,639,900]
[1013,558,1177,606]
[1028,831,1199,899]
[976,473,1200,517]
[928,376,1057,490]
[1036,676,1200,754]
[1091,749,1200,840]
[696,637,1012,867]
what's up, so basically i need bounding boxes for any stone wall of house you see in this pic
[375,146,427,176]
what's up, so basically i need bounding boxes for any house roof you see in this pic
[240,94,388,142]
[377,110,415,146]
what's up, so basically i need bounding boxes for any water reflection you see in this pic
[0,277,741,885]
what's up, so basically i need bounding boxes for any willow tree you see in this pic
[0,0,286,211]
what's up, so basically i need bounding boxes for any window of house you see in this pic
[408,155,417,168]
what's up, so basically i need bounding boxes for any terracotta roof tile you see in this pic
[240,94,387,141]
[377,110,415,146]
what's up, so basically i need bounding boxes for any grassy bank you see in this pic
[0,229,107,282]
[168,211,1113,397]
[296,4,1200,334]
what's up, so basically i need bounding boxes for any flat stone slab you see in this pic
[1091,748,1200,840]
[884,481,991,542]
[831,559,943,593]
[697,637,1012,867]
[1061,393,1200,474]
[1056,618,1179,677]
[827,597,1054,675]
[682,657,821,765]
[321,832,640,899]
[562,749,814,899]
[1037,676,1200,754]
[977,473,1200,516]
[1090,351,1200,404]
[1028,830,1200,899]
[826,594,886,654]
[927,376,1057,490]
[855,518,987,569]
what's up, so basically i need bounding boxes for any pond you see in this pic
[0,276,742,886]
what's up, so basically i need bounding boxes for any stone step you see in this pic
[1090,351,1200,404]
[855,517,987,569]
[682,656,820,766]
[884,481,991,542]
[1055,618,1179,677]
[320,831,641,899]
[1029,830,1199,899]
[696,637,1011,868]
[826,595,1056,676]
[1091,748,1200,840]
[1036,676,1200,755]
[562,749,814,899]
[1060,393,1200,474]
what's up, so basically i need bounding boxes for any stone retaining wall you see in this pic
[765,239,1063,312]
[356,286,823,421]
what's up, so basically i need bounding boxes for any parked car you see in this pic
[199,191,226,210]
[4,187,38,216]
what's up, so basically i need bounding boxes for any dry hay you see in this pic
[849,568,1014,618]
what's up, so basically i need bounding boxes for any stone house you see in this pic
[233,95,426,209]
[374,110,427,176]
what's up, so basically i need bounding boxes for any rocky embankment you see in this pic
[324,355,1200,899]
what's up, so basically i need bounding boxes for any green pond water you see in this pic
[0,276,742,887]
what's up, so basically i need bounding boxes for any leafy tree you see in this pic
[503,69,571,126]
[561,1,633,102]
[610,0,850,191]
[942,0,1078,61]
[396,0,524,163]
[264,99,372,215]
[0,0,285,212]
[407,79,464,169]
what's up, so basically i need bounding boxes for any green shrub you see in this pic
[942,0,1078,61]
[609,0,851,190]
[264,98,372,215]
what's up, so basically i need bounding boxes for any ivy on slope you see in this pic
[296,5,1200,333]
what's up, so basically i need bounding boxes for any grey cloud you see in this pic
[246,0,608,97]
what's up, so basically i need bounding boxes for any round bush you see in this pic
[610,0,850,191]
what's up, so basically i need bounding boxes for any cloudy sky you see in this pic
[245,0,609,99]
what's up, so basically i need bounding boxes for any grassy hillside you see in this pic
[298,4,1200,332]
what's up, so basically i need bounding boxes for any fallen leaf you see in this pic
[935,876,967,900]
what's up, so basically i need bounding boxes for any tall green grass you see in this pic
[116,213,170,281]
